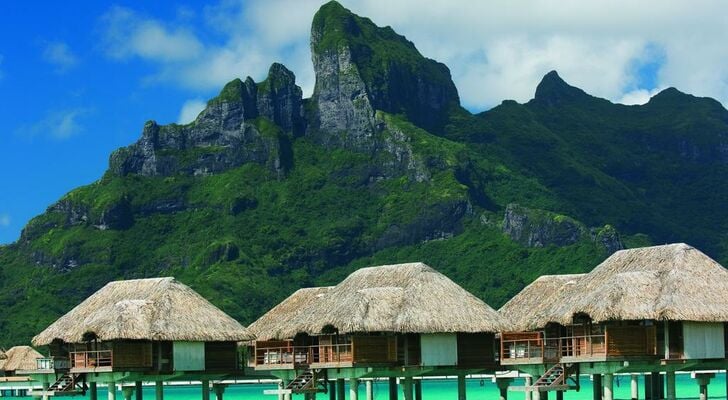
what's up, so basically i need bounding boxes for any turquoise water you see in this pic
[7,374,727,400]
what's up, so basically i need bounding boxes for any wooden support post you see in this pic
[201,381,210,400]
[665,371,676,400]
[155,382,163,400]
[524,376,532,400]
[592,374,602,400]
[414,380,422,400]
[366,380,374,400]
[135,382,143,400]
[214,384,226,400]
[338,379,346,400]
[122,386,134,400]
[541,391,548,400]
[457,375,466,400]
[281,381,287,400]
[329,381,336,400]
[695,373,713,400]
[656,373,664,400]
[402,377,413,400]
[108,383,117,400]
[284,381,291,400]
[532,388,541,400]
[644,374,652,400]
[603,374,614,400]
[496,379,512,400]
[42,381,50,400]
[90,382,98,400]
[388,378,398,400]
[555,391,563,400]
[628,374,638,400]
[351,379,360,400]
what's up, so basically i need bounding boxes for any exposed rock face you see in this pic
[308,1,460,150]
[109,63,303,177]
[502,203,623,254]
[503,203,587,248]
[531,71,594,107]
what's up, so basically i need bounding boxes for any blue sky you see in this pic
[1,0,727,244]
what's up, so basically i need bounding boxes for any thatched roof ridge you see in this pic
[249,287,333,340]
[499,274,584,331]
[0,346,43,372]
[33,277,253,346]
[259,262,505,338]
[505,243,728,329]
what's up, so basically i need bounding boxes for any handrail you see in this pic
[70,350,113,368]
[501,332,608,361]
[255,343,353,366]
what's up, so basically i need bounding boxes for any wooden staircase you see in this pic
[528,364,578,392]
[46,373,85,396]
[285,370,325,394]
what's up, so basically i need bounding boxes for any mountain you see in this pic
[2,1,728,345]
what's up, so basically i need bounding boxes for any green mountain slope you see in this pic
[1,1,727,345]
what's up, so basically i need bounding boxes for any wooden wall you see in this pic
[457,333,495,368]
[352,336,397,364]
[205,342,238,371]
[606,326,656,357]
[112,341,153,369]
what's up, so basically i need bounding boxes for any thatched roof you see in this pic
[248,287,333,340]
[253,263,505,340]
[0,346,43,372]
[500,243,728,330]
[499,274,585,331]
[33,277,253,346]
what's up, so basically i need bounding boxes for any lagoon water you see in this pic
[15,373,726,400]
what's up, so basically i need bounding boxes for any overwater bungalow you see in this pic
[1,346,43,377]
[499,243,728,400]
[28,277,253,400]
[248,262,506,400]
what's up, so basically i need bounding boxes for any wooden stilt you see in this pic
[338,379,346,400]
[603,374,614,400]
[555,391,563,400]
[280,381,287,400]
[665,371,676,400]
[212,384,225,400]
[457,375,466,400]
[154,382,163,400]
[496,379,512,400]
[90,382,98,400]
[122,387,134,400]
[402,377,413,400]
[135,382,143,400]
[389,378,398,400]
[631,375,639,400]
[414,379,422,400]
[351,379,360,400]
[644,374,652,400]
[108,383,117,400]
[201,381,210,400]
[524,377,532,400]
[329,381,336,400]
[366,380,374,400]
[592,374,602,400]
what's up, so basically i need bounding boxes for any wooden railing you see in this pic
[36,357,70,370]
[70,350,113,369]
[560,334,606,358]
[255,344,353,366]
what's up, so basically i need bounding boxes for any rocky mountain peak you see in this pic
[309,0,460,145]
[532,70,591,107]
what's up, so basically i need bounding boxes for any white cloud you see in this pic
[99,0,728,110]
[42,42,79,72]
[617,87,665,106]
[178,99,207,124]
[16,108,91,140]
[0,214,10,228]
[101,6,203,62]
